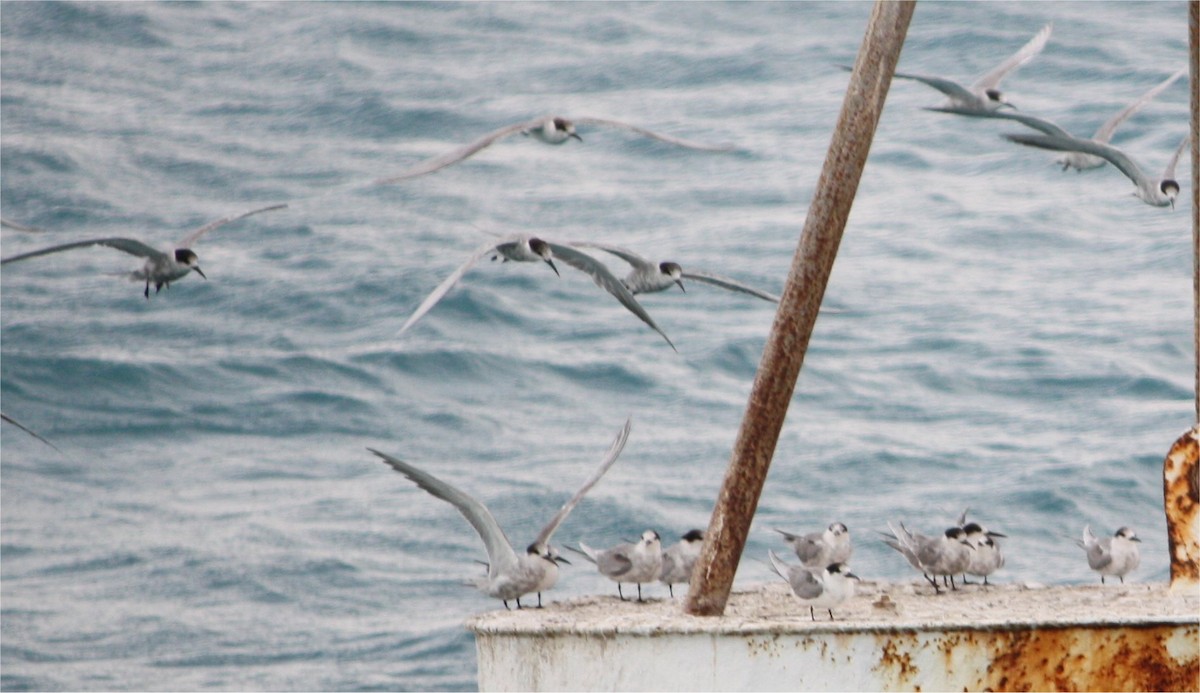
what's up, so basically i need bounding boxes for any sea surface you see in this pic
[0,2,1193,690]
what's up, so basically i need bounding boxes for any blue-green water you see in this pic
[1,2,1192,690]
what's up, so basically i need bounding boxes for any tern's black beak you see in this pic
[554,555,571,565]
[569,133,582,142]
[1130,536,1143,543]
[193,266,207,280]
[846,571,860,581]
[987,531,1007,538]
[545,258,560,277]
[675,280,686,293]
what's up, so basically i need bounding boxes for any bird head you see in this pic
[1114,527,1141,543]
[175,248,206,279]
[527,238,560,277]
[659,261,685,292]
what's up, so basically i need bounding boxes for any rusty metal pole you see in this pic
[684,0,915,617]
[1191,0,1198,424]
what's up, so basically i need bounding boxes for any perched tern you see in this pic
[775,522,852,570]
[931,67,1187,172]
[368,417,632,609]
[1075,525,1141,584]
[570,529,663,602]
[767,551,859,621]
[570,242,780,302]
[0,203,287,298]
[960,522,1006,586]
[1003,130,1189,207]
[658,529,705,597]
[894,23,1052,112]
[883,522,973,593]
[396,235,675,350]
[372,115,733,185]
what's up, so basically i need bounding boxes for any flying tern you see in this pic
[570,242,780,302]
[396,235,675,350]
[767,551,859,621]
[1075,525,1141,584]
[372,115,733,185]
[368,417,631,609]
[931,66,1186,172]
[894,23,1052,112]
[570,529,663,602]
[775,522,852,571]
[658,529,705,597]
[0,203,287,298]
[1003,130,1189,207]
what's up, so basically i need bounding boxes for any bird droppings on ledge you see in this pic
[467,580,1199,636]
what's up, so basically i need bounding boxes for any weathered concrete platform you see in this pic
[467,581,1199,691]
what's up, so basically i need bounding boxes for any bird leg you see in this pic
[617,584,627,601]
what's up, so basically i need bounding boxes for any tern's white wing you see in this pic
[681,270,780,302]
[1093,67,1186,144]
[176,203,288,249]
[369,449,521,574]
[1,237,166,265]
[971,23,1052,91]
[1162,133,1189,181]
[533,417,632,547]
[892,72,977,103]
[373,117,547,185]
[570,117,735,152]
[1,218,46,233]
[544,241,676,351]
[1003,133,1147,186]
[568,242,655,272]
[396,240,506,337]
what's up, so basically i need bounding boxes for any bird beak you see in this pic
[846,572,860,581]
[1130,537,1142,543]
[987,531,1007,538]
[554,555,571,565]
[193,267,207,280]
[570,133,582,142]
[675,280,686,293]
[544,258,560,277]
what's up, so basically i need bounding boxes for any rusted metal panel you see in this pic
[1164,426,1200,588]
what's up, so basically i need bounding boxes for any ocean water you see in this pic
[0,1,1193,690]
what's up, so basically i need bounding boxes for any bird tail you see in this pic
[566,542,599,564]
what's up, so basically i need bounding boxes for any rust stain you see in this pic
[1164,426,1200,586]
[875,632,920,687]
[982,625,1199,692]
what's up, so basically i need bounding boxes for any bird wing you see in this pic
[533,417,633,547]
[1,412,63,453]
[1,237,166,265]
[396,239,504,337]
[1092,67,1186,144]
[176,203,288,249]
[971,23,1052,91]
[1003,133,1146,186]
[1,218,46,233]
[1087,541,1114,571]
[369,448,520,574]
[1162,132,1189,181]
[372,117,547,185]
[567,242,655,271]
[893,72,977,103]
[925,106,1070,137]
[569,117,735,152]
[543,241,677,351]
[681,270,780,302]
[596,546,635,578]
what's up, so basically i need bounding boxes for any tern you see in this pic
[883,521,974,594]
[570,242,780,302]
[0,203,287,298]
[396,235,675,350]
[658,529,705,597]
[894,23,1052,112]
[767,551,859,621]
[368,416,632,609]
[930,66,1187,172]
[570,529,663,602]
[1003,130,1189,207]
[1075,525,1141,584]
[775,522,852,570]
[373,115,734,185]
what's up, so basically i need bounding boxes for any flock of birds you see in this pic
[0,20,1176,618]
